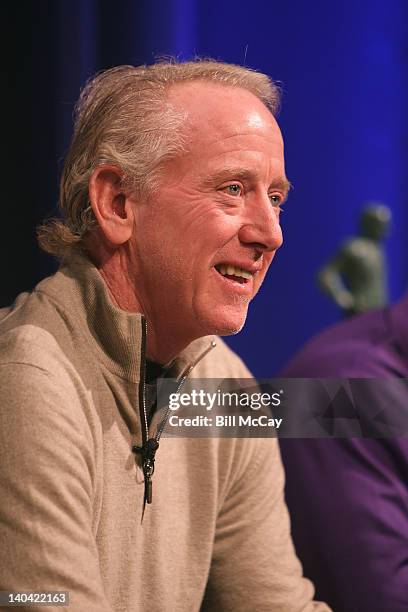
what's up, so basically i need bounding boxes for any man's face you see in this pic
[129,82,288,348]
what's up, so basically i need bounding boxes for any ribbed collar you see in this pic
[37,251,213,383]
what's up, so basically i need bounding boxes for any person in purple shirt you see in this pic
[279,293,408,612]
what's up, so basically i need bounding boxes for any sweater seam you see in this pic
[0,361,52,374]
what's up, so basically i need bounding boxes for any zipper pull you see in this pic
[132,438,160,511]
[144,466,153,504]
[141,460,153,520]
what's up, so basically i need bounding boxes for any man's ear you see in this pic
[88,165,134,245]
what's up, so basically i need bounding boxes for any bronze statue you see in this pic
[317,203,391,316]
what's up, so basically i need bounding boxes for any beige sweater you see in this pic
[0,254,330,612]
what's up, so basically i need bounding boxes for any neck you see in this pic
[143,326,194,365]
[87,243,194,364]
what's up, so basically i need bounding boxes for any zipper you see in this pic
[154,341,216,441]
[133,316,157,513]
[139,316,149,448]
[132,316,216,517]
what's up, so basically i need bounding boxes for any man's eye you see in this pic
[269,194,284,208]
[224,184,242,196]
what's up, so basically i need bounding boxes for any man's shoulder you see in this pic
[0,323,90,420]
[282,307,403,377]
[0,310,96,451]
[0,322,66,369]
[0,273,66,332]
[0,279,84,391]
[0,266,82,342]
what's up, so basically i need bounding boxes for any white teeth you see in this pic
[240,270,252,279]
[217,264,253,280]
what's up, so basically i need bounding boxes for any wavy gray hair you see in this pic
[37,59,281,258]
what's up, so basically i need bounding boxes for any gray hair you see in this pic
[37,59,281,258]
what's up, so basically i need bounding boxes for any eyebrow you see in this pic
[269,177,293,197]
[203,167,292,197]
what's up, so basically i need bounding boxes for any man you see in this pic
[280,294,408,612]
[0,61,329,611]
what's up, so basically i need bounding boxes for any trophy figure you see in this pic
[317,203,391,316]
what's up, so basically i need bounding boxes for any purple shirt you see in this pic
[279,295,408,612]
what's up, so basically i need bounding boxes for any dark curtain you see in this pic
[4,0,408,375]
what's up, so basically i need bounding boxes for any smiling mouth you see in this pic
[214,264,253,285]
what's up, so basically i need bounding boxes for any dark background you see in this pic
[4,0,408,375]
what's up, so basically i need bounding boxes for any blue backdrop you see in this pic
[4,0,408,375]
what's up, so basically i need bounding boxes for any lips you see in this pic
[212,264,254,292]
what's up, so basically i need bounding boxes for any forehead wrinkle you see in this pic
[195,129,283,149]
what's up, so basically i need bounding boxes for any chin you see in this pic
[218,323,245,336]
[198,308,248,337]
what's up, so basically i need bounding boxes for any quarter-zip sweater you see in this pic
[0,253,330,612]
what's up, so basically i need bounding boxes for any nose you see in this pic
[238,193,283,253]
